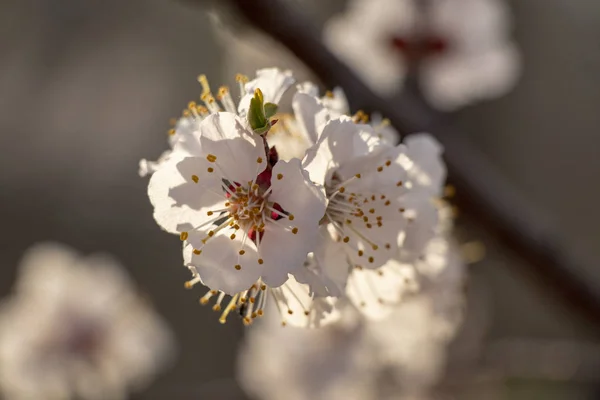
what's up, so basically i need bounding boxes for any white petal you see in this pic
[198,112,267,185]
[402,134,446,195]
[270,278,340,328]
[336,145,411,198]
[421,44,520,111]
[186,230,261,295]
[138,159,159,177]
[291,92,329,146]
[148,155,223,234]
[346,259,419,319]
[269,158,327,228]
[238,68,295,115]
[343,199,404,269]
[370,113,398,145]
[171,116,203,156]
[259,222,317,288]
[296,81,319,97]
[15,243,79,296]
[398,196,439,262]
[266,117,312,161]
[321,87,350,118]
[309,228,353,296]
[303,117,378,186]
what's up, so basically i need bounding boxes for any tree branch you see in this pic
[195,0,600,330]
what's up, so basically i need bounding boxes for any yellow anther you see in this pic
[180,232,188,241]
[235,73,249,83]
[217,86,229,100]
[239,249,245,255]
[368,257,374,263]
[292,227,298,234]
[191,175,199,183]
[197,74,211,96]
[385,160,391,166]
[206,154,217,162]
[358,250,364,257]
[207,167,214,173]
[355,173,361,178]
[258,259,264,265]
[288,214,295,221]
[444,185,456,198]
[257,157,263,163]
[208,231,215,237]
[277,173,283,180]
[234,264,241,270]
[207,211,213,216]
[377,166,383,172]
[168,128,176,136]
[230,234,236,240]
[343,236,350,243]
[193,249,202,255]
[396,181,403,186]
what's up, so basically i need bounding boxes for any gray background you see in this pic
[0,0,599,398]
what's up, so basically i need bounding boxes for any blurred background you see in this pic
[0,0,599,398]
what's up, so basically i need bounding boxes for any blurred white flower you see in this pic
[324,0,520,110]
[0,243,174,400]
[238,212,466,400]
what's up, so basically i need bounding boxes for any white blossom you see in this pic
[303,117,445,297]
[148,112,326,295]
[324,0,520,110]
[0,243,174,400]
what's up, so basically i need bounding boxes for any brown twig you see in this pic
[188,0,600,331]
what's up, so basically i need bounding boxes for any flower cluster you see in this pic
[142,68,447,327]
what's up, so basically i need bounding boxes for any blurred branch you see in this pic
[187,0,600,331]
